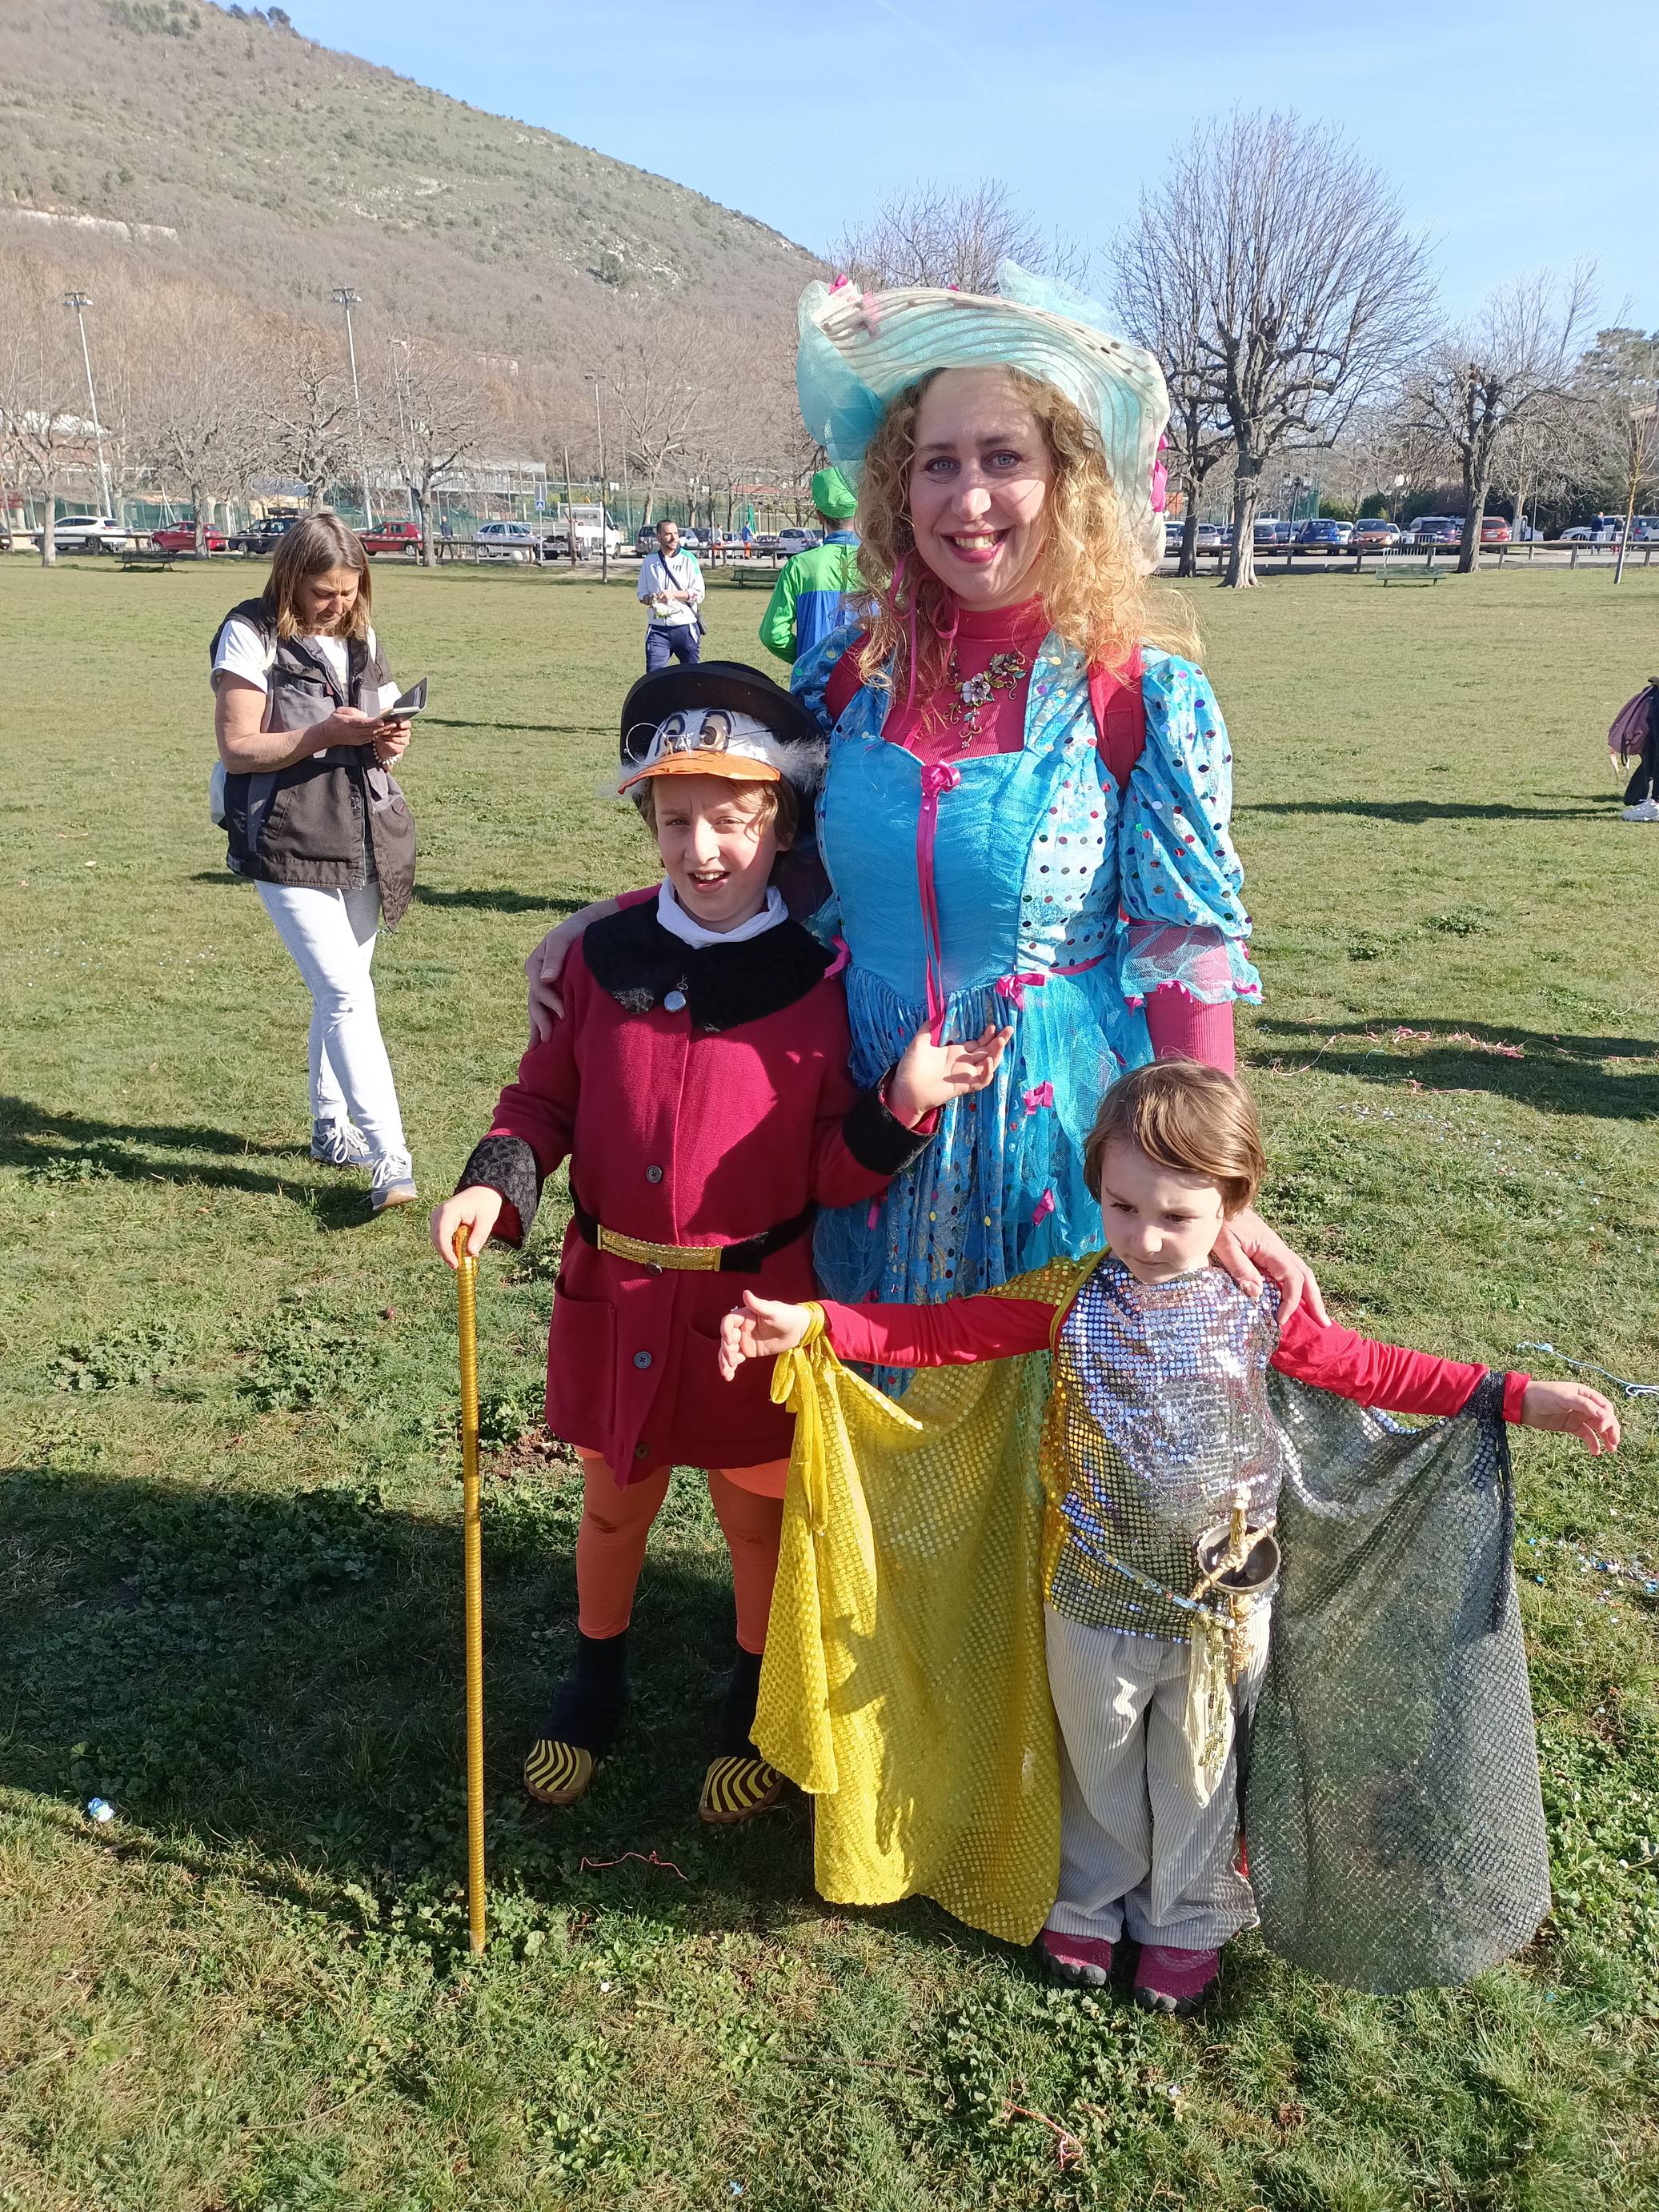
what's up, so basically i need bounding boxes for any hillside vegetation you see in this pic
[0,0,820,353]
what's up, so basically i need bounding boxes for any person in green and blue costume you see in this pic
[758,466,863,666]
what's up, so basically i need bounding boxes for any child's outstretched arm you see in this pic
[1518,1379,1621,1454]
[719,1286,1056,1380]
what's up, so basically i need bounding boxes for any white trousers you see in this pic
[1044,1608,1266,1951]
[256,881,410,1170]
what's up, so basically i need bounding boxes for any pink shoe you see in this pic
[1132,1942,1220,2015]
[1039,1926,1114,1987]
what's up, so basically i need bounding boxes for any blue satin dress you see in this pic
[793,627,1260,1316]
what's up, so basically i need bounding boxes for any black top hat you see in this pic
[618,660,822,787]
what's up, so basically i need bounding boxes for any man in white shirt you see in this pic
[636,518,705,671]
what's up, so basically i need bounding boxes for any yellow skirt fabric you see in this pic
[754,1260,1088,1945]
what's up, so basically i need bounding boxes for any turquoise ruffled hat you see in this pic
[797,260,1170,573]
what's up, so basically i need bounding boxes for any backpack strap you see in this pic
[1088,649,1145,789]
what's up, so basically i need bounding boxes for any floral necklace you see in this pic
[944,646,1028,745]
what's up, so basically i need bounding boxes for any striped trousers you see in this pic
[1044,1606,1268,1950]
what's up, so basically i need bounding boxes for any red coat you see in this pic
[469,902,929,1481]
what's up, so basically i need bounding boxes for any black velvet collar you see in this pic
[583,899,834,1032]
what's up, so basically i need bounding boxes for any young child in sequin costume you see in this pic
[719,1061,1618,2012]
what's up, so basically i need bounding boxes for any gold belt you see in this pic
[595,1224,723,1272]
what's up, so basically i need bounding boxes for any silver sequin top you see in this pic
[1045,1256,1294,1641]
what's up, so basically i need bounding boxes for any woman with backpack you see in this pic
[211,513,419,1212]
[527,264,1320,1320]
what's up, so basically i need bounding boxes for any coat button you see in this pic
[645,1164,663,1183]
[663,989,687,1012]
[634,1442,649,1460]
[633,1350,652,1369]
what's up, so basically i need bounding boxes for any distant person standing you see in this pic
[637,519,704,671]
[759,467,862,665]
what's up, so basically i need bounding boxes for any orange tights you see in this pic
[574,1450,787,1655]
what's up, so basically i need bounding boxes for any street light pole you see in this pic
[63,292,113,519]
[589,373,608,583]
[331,286,374,527]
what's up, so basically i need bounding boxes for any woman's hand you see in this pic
[526,898,622,1042]
[1212,1207,1329,1327]
[430,1188,504,1268]
[887,1022,1013,1127]
[719,1290,812,1379]
[1520,1380,1621,1453]
[372,718,411,766]
[314,705,385,750]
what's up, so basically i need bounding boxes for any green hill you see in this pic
[0,0,821,352]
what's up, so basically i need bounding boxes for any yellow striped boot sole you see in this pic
[523,1737,595,1807]
[699,1754,784,1825]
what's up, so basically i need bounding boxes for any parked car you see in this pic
[1405,515,1463,546]
[1193,521,1224,551]
[1293,519,1344,554]
[475,519,539,562]
[1479,515,1511,545]
[1561,515,1622,543]
[360,519,424,557]
[150,519,231,554]
[1630,515,1659,542]
[1163,519,1183,554]
[751,533,782,555]
[633,525,658,557]
[777,526,821,559]
[1252,517,1291,546]
[30,513,133,553]
[238,512,302,555]
[1351,519,1401,550]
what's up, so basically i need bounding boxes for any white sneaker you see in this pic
[311,1119,375,1168]
[370,1152,419,1212]
[1620,798,1659,822]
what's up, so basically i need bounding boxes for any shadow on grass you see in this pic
[411,886,592,917]
[0,1095,375,1226]
[0,1461,845,1944]
[1253,1018,1658,1118]
[421,718,607,739]
[1240,798,1610,825]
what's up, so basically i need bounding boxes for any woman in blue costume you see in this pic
[527,263,1320,1327]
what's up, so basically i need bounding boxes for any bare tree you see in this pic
[1129,113,1435,587]
[134,291,269,552]
[1113,210,1233,575]
[1402,264,1595,573]
[268,323,355,507]
[1575,326,1659,582]
[0,251,98,565]
[602,298,707,526]
[386,340,483,567]
[833,180,1088,294]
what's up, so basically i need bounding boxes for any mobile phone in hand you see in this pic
[386,678,428,718]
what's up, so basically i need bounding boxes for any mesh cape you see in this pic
[755,1264,1551,1988]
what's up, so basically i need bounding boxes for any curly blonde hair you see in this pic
[853,367,1198,698]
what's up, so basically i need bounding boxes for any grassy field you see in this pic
[2,556,1657,2212]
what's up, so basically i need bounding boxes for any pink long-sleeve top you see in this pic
[816,1282,1530,1423]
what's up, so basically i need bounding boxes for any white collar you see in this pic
[655,878,787,950]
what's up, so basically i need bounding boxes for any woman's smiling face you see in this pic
[907,367,1056,608]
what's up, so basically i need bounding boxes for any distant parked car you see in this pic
[1479,515,1511,545]
[1405,515,1463,546]
[360,519,424,557]
[1352,519,1401,550]
[634,526,658,557]
[30,512,133,553]
[1294,519,1348,553]
[1252,517,1291,546]
[239,513,302,555]
[151,519,231,554]
[1194,521,1224,551]
[751,532,782,555]
[777,526,821,559]
[475,519,539,562]
[1632,515,1659,543]
[1561,515,1622,543]
[1163,519,1183,554]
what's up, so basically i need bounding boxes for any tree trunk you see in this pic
[418,483,438,570]
[193,487,207,559]
[39,494,58,567]
[1614,476,1638,585]
[1177,500,1199,579]
[1456,447,1487,575]
[1224,459,1262,588]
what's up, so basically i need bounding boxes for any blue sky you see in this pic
[295,0,1657,327]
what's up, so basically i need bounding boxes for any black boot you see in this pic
[524,1629,630,1806]
[699,1645,783,1825]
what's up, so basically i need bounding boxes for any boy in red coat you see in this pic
[432,663,1008,1823]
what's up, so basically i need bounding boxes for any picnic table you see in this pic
[121,539,176,571]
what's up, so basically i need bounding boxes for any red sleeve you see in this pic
[615,884,655,911]
[806,1024,940,1211]
[819,1295,1056,1368]
[1272,1304,1528,1421]
[483,948,587,1236]
[1144,988,1236,1072]
[823,646,864,727]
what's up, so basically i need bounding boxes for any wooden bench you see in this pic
[729,559,783,587]
[121,546,175,571]
[1377,563,1444,587]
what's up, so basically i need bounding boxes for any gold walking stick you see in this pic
[454,1226,487,1954]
